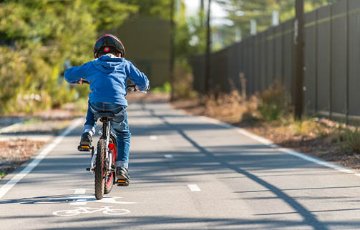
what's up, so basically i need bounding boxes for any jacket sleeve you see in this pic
[64,62,91,83]
[125,61,150,91]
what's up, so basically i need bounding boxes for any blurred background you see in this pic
[0,0,349,121]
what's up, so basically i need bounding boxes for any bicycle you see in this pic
[76,80,138,200]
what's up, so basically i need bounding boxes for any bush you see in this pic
[173,60,197,100]
[339,128,360,153]
[258,83,288,121]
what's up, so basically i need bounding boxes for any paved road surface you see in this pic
[1,102,360,230]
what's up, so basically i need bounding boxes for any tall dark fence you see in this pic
[191,0,360,123]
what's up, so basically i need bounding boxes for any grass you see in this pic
[338,128,360,153]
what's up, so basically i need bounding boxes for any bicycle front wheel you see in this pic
[105,136,116,194]
[95,138,106,200]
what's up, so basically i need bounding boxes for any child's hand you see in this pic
[78,79,90,85]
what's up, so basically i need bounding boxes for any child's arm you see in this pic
[125,61,150,91]
[64,62,91,83]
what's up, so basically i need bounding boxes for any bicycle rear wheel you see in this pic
[95,138,106,200]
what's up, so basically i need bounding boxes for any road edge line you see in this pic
[199,116,360,177]
[0,118,83,199]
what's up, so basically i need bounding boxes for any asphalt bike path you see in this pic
[0,102,360,229]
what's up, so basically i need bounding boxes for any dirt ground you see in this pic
[0,106,79,179]
[0,139,46,178]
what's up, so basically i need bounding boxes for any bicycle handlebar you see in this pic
[72,79,146,93]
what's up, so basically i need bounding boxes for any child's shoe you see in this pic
[80,132,92,147]
[116,167,130,186]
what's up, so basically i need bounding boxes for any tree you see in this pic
[0,0,137,113]
[216,0,330,39]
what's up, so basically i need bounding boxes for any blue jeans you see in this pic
[84,101,131,169]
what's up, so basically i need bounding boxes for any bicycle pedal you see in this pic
[78,145,91,152]
[116,179,129,186]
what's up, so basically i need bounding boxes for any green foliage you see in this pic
[173,60,197,99]
[152,82,172,93]
[0,0,137,114]
[122,0,171,20]
[0,0,196,114]
[258,83,288,121]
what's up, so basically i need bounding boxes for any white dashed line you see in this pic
[164,154,173,159]
[73,189,87,195]
[149,135,158,140]
[187,184,201,192]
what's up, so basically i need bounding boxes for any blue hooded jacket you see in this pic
[65,54,149,106]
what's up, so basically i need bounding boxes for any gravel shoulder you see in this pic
[0,105,81,179]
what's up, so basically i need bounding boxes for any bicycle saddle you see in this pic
[96,112,115,119]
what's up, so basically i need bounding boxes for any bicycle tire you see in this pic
[95,138,106,200]
[104,137,117,194]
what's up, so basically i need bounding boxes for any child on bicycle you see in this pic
[64,34,149,185]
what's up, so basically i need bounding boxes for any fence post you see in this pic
[294,0,305,120]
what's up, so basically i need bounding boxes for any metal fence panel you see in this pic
[316,6,331,114]
[266,28,275,86]
[260,32,267,91]
[348,0,360,117]
[304,11,317,114]
[227,43,240,91]
[253,35,260,93]
[274,25,283,83]
[282,20,294,93]
[331,1,347,117]
[190,0,360,122]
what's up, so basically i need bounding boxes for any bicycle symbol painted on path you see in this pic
[53,206,130,217]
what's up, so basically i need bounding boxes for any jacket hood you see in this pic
[92,54,124,73]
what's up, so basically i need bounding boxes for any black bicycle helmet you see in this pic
[93,34,125,58]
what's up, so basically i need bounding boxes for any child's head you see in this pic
[93,34,125,58]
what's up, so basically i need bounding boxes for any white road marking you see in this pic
[0,123,22,134]
[53,206,130,217]
[73,189,87,195]
[164,154,173,159]
[188,184,201,192]
[70,189,88,206]
[201,116,360,177]
[0,118,83,199]
[149,135,158,140]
